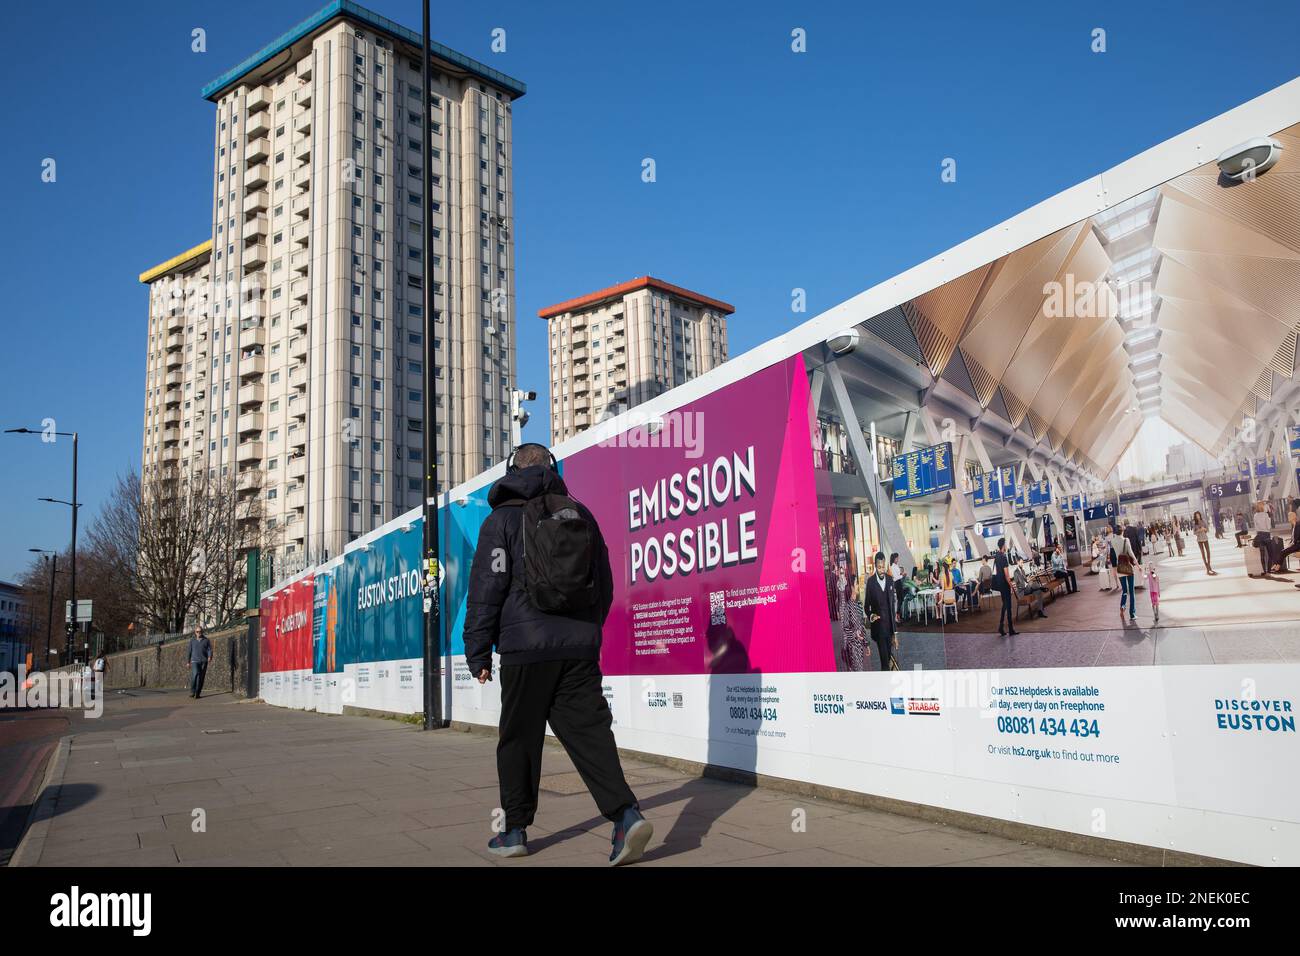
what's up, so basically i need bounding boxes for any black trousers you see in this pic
[870,627,893,670]
[498,658,636,831]
[997,588,1013,632]
[1054,569,1077,593]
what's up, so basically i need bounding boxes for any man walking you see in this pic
[464,443,652,865]
[188,626,212,699]
[994,537,1018,637]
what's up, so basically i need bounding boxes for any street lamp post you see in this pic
[7,427,79,667]
[28,549,59,669]
[420,0,447,731]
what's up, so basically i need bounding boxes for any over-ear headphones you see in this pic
[507,442,558,473]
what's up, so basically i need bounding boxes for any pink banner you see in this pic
[565,355,833,675]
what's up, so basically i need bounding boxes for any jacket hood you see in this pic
[488,465,568,508]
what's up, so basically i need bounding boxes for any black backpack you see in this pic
[506,493,599,613]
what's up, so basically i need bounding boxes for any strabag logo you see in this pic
[1214,697,1295,733]
[906,697,941,716]
[50,886,151,936]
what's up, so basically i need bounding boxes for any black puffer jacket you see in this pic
[463,466,614,675]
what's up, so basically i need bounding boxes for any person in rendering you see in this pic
[888,552,905,622]
[1281,499,1300,578]
[188,626,212,699]
[1107,526,1138,623]
[1122,519,1143,568]
[864,551,897,670]
[994,538,1017,637]
[838,579,873,671]
[1193,510,1215,575]
[1049,545,1077,593]
[1012,560,1048,618]
[463,442,651,865]
[1251,500,1277,575]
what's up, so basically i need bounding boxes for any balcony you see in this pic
[290,336,307,361]
[242,215,268,243]
[161,426,180,444]
[165,310,184,332]
[290,307,308,332]
[294,85,312,107]
[244,134,269,164]
[293,136,310,163]
[286,484,304,509]
[296,56,312,80]
[244,244,267,269]
[289,364,306,389]
[294,109,311,135]
[243,189,268,215]
[238,382,264,407]
[291,277,308,302]
[291,251,309,276]
[246,163,269,189]
[238,325,265,351]
[246,86,271,113]
[239,299,266,324]
[239,352,265,377]
[291,221,309,248]
[160,446,181,464]
[288,456,306,480]
[237,412,263,435]
[236,441,264,463]
[166,332,184,350]
[165,370,182,387]
[246,106,270,135]
[292,194,310,218]
[293,166,311,191]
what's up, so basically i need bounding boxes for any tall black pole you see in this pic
[45,554,56,669]
[420,0,445,730]
[68,432,78,666]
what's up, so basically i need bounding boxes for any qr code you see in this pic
[709,590,726,626]
[673,693,683,709]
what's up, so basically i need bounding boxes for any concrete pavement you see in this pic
[9,688,1130,867]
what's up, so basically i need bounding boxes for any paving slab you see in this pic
[9,689,1133,868]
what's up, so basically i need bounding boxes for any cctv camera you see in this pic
[1216,137,1283,182]
[826,328,861,355]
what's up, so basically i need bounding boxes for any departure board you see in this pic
[1254,455,1278,477]
[970,464,1022,507]
[1291,426,1300,456]
[890,442,955,502]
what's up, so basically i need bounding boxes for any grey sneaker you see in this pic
[609,805,653,866]
[488,827,529,858]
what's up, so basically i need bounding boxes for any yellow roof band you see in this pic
[138,240,213,284]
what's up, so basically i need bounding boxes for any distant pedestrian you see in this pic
[188,626,212,699]
[91,653,106,701]
[464,442,651,865]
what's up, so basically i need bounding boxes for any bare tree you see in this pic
[86,467,274,635]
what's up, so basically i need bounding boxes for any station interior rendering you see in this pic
[806,121,1300,671]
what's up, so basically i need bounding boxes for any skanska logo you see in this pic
[50,886,151,936]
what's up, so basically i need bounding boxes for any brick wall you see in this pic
[97,625,252,697]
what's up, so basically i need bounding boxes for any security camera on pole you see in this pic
[511,389,536,447]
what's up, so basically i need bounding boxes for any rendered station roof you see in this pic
[876,120,1300,476]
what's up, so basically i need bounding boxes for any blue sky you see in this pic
[2,0,1297,580]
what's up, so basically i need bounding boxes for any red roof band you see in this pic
[537,276,735,319]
